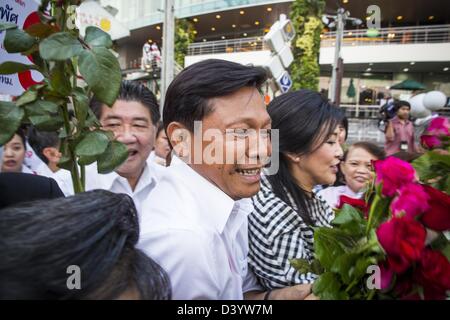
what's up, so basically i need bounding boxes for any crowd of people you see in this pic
[0,59,443,300]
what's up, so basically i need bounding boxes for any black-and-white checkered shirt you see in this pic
[248,176,334,289]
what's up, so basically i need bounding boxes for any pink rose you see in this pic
[391,183,430,220]
[374,157,416,197]
[420,134,442,149]
[376,216,426,273]
[379,262,394,290]
[426,117,450,136]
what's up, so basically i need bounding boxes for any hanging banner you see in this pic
[0,0,43,96]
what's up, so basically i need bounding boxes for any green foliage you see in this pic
[0,1,127,193]
[413,147,450,194]
[289,0,325,91]
[175,19,195,67]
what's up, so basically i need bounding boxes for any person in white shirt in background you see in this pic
[148,121,171,167]
[318,141,386,209]
[138,59,314,300]
[27,127,74,196]
[85,80,161,219]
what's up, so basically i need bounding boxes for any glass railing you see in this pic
[188,35,267,55]
[321,24,450,47]
[187,24,450,56]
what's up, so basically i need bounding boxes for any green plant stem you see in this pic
[61,103,83,193]
[365,194,380,236]
[367,289,376,300]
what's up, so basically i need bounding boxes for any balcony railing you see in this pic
[188,36,267,55]
[187,24,450,56]
[321,24,450,47]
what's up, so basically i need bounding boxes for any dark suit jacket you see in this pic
[0,172,65,209]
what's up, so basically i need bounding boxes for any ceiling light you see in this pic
[240,10,245,15]
[403,68,409,72]
[203,39,207,42]
[211,27,216,31]
[232,24,236,28]
[397,16,403,20]
[410,62,415,65]
[193,30,197,35]
[216,15,221,19]
[444,67,449,71]
[193,18,198,22]
[366,68,372,72]
[221,36,226,39]
[343,0,349,3]
[243,33,247,37]
[255,21,260,25]
[267,7,272,12]
[156,25,161,30]
[428,16,435,20]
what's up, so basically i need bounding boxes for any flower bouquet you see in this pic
[291,117,450,300]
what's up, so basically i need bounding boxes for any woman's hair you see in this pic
[340,115,348,141]
[0,190,171,300]
[343,141,386,162]
[266,89,343,225]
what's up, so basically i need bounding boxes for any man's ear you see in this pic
[42,147,61,163]
[166,122,192,160]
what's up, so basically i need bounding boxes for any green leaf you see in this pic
[97,140,128,174]
[333,204,367,236]
[290,258,313,274]
[0,102,25,145]
[39,32,84,60]
[312,272,348,300]
[50,62,72,96]
[29,114,64,131]
[78,47,121,106]
[0,22,18,31]
[314,227,357,270]
[25,23,57,39]
[331,252,359,284]
[78,154,98,166]
[0,62,39,75]
[75,131,110,157]
[4,28,36,53]
[15,90,38,107]
[24,100,59,115]
[84,26,113,48]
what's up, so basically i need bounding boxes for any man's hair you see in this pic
[27,127,59,165]
[163,59,267,132]
[394,100,411,112]
[90,80,160,126]
[0,190,171,300]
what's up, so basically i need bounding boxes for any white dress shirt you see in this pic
[318,185,363,209]
[85,161,160,219]
[138,156,262,300]
[35,162,74,196]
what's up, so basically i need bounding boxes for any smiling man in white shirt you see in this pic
[85,81,162,218]
[138,59,314,300]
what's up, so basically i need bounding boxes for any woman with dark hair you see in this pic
[318,141,386,209]
[1,130,31,174]
[248,89,344,290]
[0,190,171,300]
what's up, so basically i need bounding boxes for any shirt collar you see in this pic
[97,162,155,194]
[170,156,237,234]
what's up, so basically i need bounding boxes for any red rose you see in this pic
[374,157,416,197]
[420,185,450,231]
[391,183,430,220]
[420,134,442,149]
[337,195,369,217]
[414,249,450,300]
[376,217,426,273]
